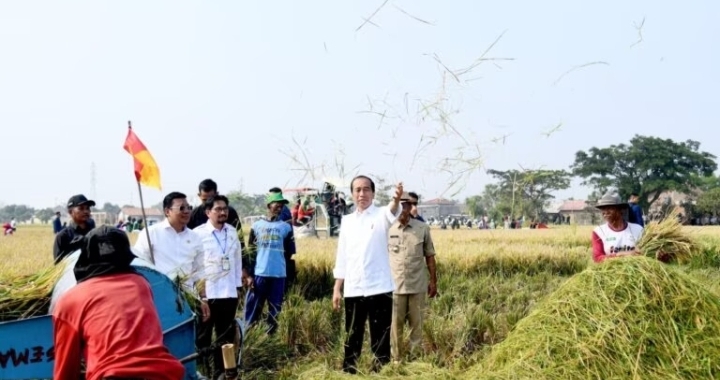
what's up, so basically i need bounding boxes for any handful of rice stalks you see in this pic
[636,209,697,264]
[0,263,67,322]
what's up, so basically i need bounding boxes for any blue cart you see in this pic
[0,253,231,380]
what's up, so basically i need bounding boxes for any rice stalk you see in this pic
[637,209,698,264]
[0,261,67,321]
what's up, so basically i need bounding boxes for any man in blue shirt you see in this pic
[628,193,644,227]
[268,186,296,295]
[243,192,296,334]
[53,212,62,234]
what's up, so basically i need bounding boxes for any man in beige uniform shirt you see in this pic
[388,192,437,363]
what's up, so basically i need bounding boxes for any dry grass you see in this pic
[2,224,720,379]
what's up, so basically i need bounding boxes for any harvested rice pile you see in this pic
[0,262,66,322]
[637,210,697,264]
[473,256,720,380]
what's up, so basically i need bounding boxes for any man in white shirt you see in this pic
[133,191,209,322]
[192,195,243,379]
[332,175,403,374]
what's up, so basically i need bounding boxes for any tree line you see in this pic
[465,135,720,222]
[4,135,720,223]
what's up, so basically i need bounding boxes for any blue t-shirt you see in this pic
[249,219,295,278]
[628,203,644,227]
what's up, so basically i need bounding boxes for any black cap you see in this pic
[67,194,96,208]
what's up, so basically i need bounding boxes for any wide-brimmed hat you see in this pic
[74,226,137,283]
[595,194,629,209]
[266,192,289,205]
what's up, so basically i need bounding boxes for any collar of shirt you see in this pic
[66,221,92,234]
[354,203,378,216]
[159,218,190,234]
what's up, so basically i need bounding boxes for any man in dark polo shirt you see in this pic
[187,179,245,251]
[53,194,97,264]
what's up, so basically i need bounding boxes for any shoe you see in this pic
[342,366,358,374]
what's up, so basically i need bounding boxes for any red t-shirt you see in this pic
[299,206,314,219]
[52,272,185,380]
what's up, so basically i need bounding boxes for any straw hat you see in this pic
[595,193,628,209]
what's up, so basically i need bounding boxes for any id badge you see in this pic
[221,257,230,271]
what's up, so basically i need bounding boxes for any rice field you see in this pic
[2,224,720,379]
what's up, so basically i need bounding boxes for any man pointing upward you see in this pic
[332,176,403,374]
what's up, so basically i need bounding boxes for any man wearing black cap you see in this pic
[53,194,97,264]
[52,226,185,380]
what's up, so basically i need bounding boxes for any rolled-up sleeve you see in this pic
[333,223,348,279]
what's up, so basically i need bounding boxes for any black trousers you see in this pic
[196,297,239,378]
[343,292,393,373]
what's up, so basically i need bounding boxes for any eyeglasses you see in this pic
[171,205,192,212]
[212,207,229,213]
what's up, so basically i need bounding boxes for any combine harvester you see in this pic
[0,251,244,380]
[284,177,352,239]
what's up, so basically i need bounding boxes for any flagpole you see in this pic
[129,120,155,265]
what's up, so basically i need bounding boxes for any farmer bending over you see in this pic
[243,192,296,334]
[52,226,185,380]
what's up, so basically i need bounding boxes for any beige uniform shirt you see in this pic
[388,218,436,295]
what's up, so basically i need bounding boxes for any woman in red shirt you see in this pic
[52,226,185,380]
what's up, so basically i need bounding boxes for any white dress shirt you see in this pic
[333,203,400,298]
[133,219,204,291]
[193,222,243,299]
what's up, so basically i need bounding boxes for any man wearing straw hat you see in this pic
[592,193,644,263]
[52,226,185,380]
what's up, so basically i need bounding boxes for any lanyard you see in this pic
[212,229,228,255]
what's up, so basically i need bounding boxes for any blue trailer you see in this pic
[0,253,217,380]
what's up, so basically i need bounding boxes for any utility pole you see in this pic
[90,162,97,201]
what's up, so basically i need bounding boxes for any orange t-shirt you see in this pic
[52,272,185,380]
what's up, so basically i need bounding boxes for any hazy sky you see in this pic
[1,1,718,209]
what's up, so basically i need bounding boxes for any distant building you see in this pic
[544,199,600,225]
[91,211,118,226]
[417,198,463,219]
[647,191,689,219]
[118,206,164,225]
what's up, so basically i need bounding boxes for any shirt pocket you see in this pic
[404,234,424,258]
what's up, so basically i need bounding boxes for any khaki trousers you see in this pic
[391,292,425,361]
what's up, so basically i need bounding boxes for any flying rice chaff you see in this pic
[472,256,720,379]
[636,209,697,264]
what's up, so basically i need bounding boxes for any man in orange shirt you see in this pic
[52,226,185,380]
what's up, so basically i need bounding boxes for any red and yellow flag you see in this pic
[123,125,162,190]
